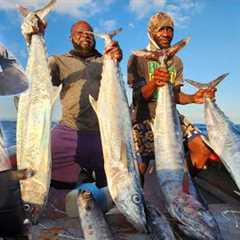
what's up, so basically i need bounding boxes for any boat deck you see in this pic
[31,167,240,239]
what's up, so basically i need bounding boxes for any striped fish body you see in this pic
[205,97,240,190]
[16,1,57,216]
[185,74,240,191]
[17,33,52,208]
[153,84,221,239]
[90,55,146,232]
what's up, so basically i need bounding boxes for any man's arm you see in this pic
[48,56,61,86]
[174,85,216,104]
[173,57,216,104]
[141,66,170,100]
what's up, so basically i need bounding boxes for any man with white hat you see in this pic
[128,12,218,185]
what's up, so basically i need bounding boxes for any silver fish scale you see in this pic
[154,84,185,202]
[153,84,221,239]
[78,192,113,240]
[17,34,52,206]
[91,57,146,232]
[205,98,240,190]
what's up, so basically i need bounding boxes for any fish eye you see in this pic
[23,204,31,212]
[131,194,141,204]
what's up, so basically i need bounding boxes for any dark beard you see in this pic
[71,38,96,56]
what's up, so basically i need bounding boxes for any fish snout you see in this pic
[78,190,94,211]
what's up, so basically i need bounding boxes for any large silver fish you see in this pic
[89,30,147,232]
[185,73,240,191]
[16,0,58,220]
[135,39,221,239]
[145,203,176,240]
[78,190,114,240]
[0,44,29,96]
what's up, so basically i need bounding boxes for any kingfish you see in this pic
[134,38,221,239]
[89,29,147,232]
[146,203,176,240]
[78,190,114,240]
[16,0,59,221]
[185,73,240,191]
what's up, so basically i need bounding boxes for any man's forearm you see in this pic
[141,81,157,100]
[175,91,195,105]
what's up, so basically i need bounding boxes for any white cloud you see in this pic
[128,0,203,27]
[100,19,117,32]
[0,0,114,18]
[128,23,135,29]
[129,0,153,19]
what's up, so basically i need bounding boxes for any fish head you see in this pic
[113,176,147,232]
[168,192,221,239]
[78,190,95,212]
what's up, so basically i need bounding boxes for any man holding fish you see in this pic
[128,12,218,184]
[28,19,122,188]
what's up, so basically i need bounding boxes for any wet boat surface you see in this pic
[28,166,240,239]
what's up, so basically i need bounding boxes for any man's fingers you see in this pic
[105,41,119,53]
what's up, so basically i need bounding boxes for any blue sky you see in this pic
[0,0,239,123]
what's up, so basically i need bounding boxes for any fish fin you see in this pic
[184,79,208,89]
[51,85,62,106]
[185,73,229,89]
[209,72,229,88]
[35,0,57,20]
[132,50,151,58]
[89,95,98,113]
[16,5,30,17]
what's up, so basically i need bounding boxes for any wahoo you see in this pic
[78,190,114,240]
[134,39,221,239]
[16,0,58,221]
[89,30,147,232]
[185,73,240,191]
[146,203,176,240]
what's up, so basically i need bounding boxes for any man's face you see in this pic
[152,26,173,49]
[71,22,95,51]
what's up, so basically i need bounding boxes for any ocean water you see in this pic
[0,120,240,150]
[0,121,57,150]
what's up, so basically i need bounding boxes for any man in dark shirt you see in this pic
[128,12,217,184]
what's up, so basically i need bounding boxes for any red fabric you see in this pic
[208,153,220,162]
[9,154,17,168]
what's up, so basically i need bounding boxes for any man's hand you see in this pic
[151,67,170,87]
[193,87,216,104]
[21,13,47,45]
[104,41,122,62]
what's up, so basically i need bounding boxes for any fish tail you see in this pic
[185,73,229,89]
